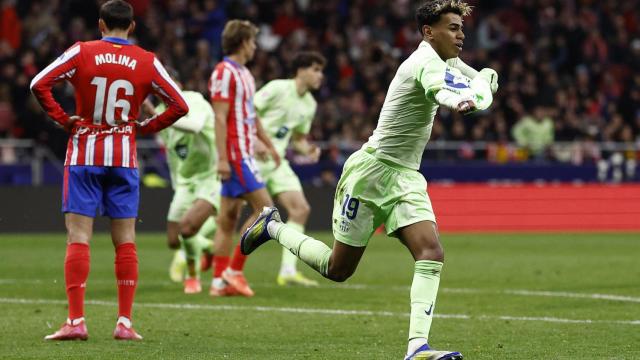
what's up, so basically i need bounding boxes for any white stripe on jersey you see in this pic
[30,45,81,89]
[85,135,96,165]
[122,136,130,167]
[70,134,79,165]
[221,68,231,98]
[104,135,113,166]
[153,57,185,104]
[225,64,249,159]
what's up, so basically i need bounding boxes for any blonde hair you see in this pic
[221,20,259,55]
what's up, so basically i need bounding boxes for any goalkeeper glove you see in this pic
[477,68,499,94]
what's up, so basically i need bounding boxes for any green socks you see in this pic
[280,222,304,274]
[272,222,331,277]
[408,260,443,341]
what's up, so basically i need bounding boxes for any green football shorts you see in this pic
[257,158,303,196]
[332,149,436,247]
[167,172,221,222]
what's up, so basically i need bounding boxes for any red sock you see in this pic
[229,244,247,271]
[65,243,90,320]
[115,243,138,320]
[213,256,229,278]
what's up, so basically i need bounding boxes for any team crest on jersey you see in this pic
[175,144,188,160]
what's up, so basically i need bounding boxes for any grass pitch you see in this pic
[0,232,638,359]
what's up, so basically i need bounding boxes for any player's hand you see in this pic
[478,68,498,94]
[254,139,269,161]
[456,100,476,114]
[217,160,232,181]
[308,144,321,163]
[64,115,82,133]
[141,99,156,117]
[136,114,157,128]
[270,147,281,168]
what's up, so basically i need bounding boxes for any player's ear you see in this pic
[128,21,136,35]
[423,25,433,40]
[98,19,107,35]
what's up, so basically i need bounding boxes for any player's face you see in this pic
[428,13,465,60]
[300,63,324,90]
[244,36,257,61]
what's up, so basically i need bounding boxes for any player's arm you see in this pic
[30,43,81,131]
[137,57,189,135]
[255,116,281,168]
[291,133,321,163]
[447,58,499,94]
[171,105,206,133]
[212,100,231,180]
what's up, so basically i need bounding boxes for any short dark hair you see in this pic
[416,0,472,34]
[99,0,134,31]
[221,20,259,55]
[292,51,326,74]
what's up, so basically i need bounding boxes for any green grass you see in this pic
[1,232,639,359]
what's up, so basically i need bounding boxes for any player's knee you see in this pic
[291,201,311,221]
[179,220,199,238]
[326,265,355,283]
[167,235,180,249]
[415,243,444,262]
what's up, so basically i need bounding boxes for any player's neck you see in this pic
[102,30,129,41]
[294,77,308,96]
[227,54,247,66]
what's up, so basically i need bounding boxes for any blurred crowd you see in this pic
[1,0,639,165]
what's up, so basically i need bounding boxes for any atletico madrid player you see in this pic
[30,0,188,341]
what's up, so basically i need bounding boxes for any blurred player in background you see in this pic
[252,51,326,286]
[151,69,219,295]
[208,20,280,297]
[241,1,498,359]
[30,0,188,341]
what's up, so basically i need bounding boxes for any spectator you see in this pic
[512,106,554,159]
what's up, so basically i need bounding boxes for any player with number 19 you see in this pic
[241,1,497,359]
[30,0,188,341]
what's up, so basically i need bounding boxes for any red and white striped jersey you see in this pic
[208,57,257,163]
[30,37,188,168]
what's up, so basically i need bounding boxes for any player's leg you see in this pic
[387,178,461,359]
[166,221,186,283]
[178,199,214,293]
[275,190,318,286]
[197,216,217,272]
[105,167,142,340]
[46,166,102,341]
[210,196,243,296]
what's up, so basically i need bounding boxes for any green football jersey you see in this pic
[365,41,451,170]
[254,79,317,157]
[157,91,216,187]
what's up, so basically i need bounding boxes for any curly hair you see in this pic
[416,0,472,34]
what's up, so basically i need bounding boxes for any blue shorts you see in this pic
[62,166,139,218]
[221,158,265,198]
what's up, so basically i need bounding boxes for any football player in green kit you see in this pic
[252,51,326,286]
[241,1,498,359]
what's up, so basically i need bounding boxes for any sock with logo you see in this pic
[408,260,443,344]
[115,243,138,320]
[268,222,331,277]
[279,222,304,275]
[65,243,90,320]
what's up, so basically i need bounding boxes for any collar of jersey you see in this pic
[223,56,243,68]
[101,37,131,45]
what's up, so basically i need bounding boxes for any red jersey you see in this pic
[30,37,188,168]
[208,57,257,163]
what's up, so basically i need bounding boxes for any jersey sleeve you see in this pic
[29,42,82,127]
[253,80,278,114]
[415,58,449,101]
[138,57,189,135]
[209,65,235,103]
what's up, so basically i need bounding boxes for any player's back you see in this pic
[71,39,155,129]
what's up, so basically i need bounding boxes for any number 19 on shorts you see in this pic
[341,193,360,220]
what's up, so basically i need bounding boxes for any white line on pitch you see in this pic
[2,278,639,304]
[0,297,639,326]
